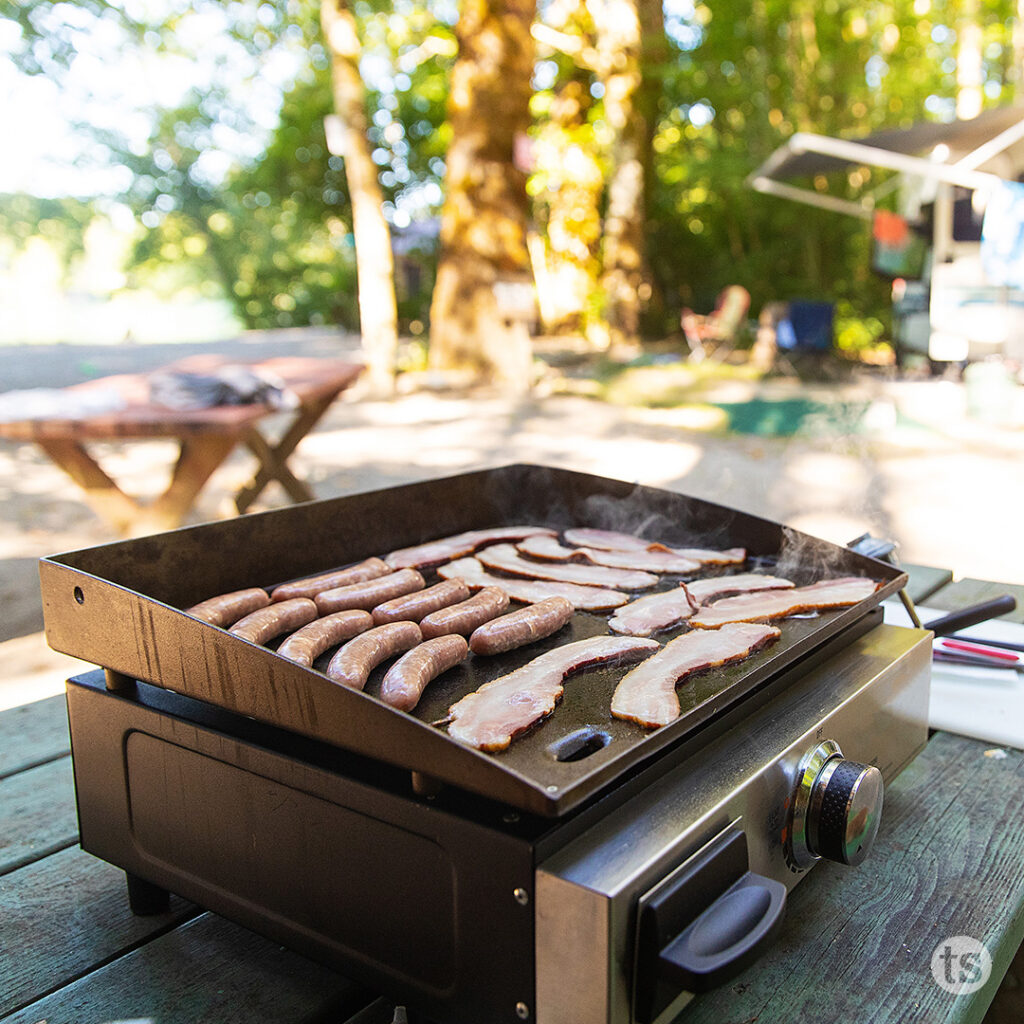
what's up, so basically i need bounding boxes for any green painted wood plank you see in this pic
[0,695,69,779]
[0,846,196,1017]
[902,563,955,605]
[0,912,372,1024]
[680,733,1024,1024]
[924,579,1024,624]
[0,756,78,875]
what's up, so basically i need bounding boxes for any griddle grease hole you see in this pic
[547,726,612,763]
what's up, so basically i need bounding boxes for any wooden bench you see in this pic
[2,568,1023,1024]
[0,356,361,535]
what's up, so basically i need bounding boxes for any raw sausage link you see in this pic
[419,586,510,639]
[327,621,423,690]
[380,635,469,712]
[270,557,390,602]
[229,598,318,645]
[276,609,374,666]
[185,588,270,628]
[468,596,575,656]
[372,578,471,625]
[315,569,425,615]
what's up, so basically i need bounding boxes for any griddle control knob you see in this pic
[787,740,884,870]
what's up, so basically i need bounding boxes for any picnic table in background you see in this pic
[0,356,361,535]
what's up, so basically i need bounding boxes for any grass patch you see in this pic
[711,398,870,437]
[598,359,763,407]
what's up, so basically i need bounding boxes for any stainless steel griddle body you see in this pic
[45,466,932,1024]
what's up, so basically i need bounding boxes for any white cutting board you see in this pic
[883,601,1024,751]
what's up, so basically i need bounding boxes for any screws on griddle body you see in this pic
[515,1002,530,1020]
[513,887,529,906]
[546,785,558,793]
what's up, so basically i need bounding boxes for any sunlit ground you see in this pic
[3,377,1020,578]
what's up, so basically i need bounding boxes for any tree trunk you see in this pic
[534,74,603,336]
[957,0,983,119]
[634,0,667,326]
[788,0,820,133]
[1014,0,1024,102]
[592,0,659,346]
[428,0,537,392]
[321,0,398,396]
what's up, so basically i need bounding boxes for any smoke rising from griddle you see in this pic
[579,486,738,548]
[773,525,856,586]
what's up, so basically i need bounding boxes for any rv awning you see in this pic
[747,106,1024,220]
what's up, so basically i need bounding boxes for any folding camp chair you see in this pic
[680,285,751,361]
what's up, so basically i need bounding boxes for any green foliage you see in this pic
[3,0,1023,347]
[2,0,449,331]
[834,300,887,355]
[645,0,1019,338]
[0,194,93,280]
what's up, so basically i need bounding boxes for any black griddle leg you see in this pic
[126,872,171,915]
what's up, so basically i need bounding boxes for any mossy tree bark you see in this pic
[321,0,399,396]
[428,0,537,392]
[593,0,662,345]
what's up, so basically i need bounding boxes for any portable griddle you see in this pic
[42,465,932,1024]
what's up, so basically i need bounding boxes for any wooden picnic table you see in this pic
[2,566,1023,1024]
[0,356,361,535]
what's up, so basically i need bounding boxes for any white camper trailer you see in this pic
[748,106,1024,367]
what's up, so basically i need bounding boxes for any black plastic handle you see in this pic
[634,824,787,1022]
[923,595,1018,638]
[658,872,787,993]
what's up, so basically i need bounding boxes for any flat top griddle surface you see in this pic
[341,560,888,801]
[42,465,906,816]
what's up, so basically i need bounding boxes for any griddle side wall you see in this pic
[42,464,877,607]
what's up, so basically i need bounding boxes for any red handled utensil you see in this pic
[939,638,1020,662]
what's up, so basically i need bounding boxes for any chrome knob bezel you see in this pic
[787,739,842,870]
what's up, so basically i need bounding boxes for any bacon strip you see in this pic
[608,586,697,637]
[385,526,556,570]
[608,574,795,636]
[562,528,651,551]
[518,535,700,574]
[562,527,744,565]
[683,573,795,605]
[611,623,781,728]
[477,543,657,590]
[690,577,880,629]
[447,635,660,751]
[656,545,746,566]
[438,557,629,610]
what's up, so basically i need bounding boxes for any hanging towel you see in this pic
[148,365,298,411]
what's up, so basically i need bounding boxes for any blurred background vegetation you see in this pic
[1,0,1021,365]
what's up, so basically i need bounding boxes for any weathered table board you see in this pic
[2,568,1023,1024]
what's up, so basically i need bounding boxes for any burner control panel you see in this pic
[535,623,931,1024]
